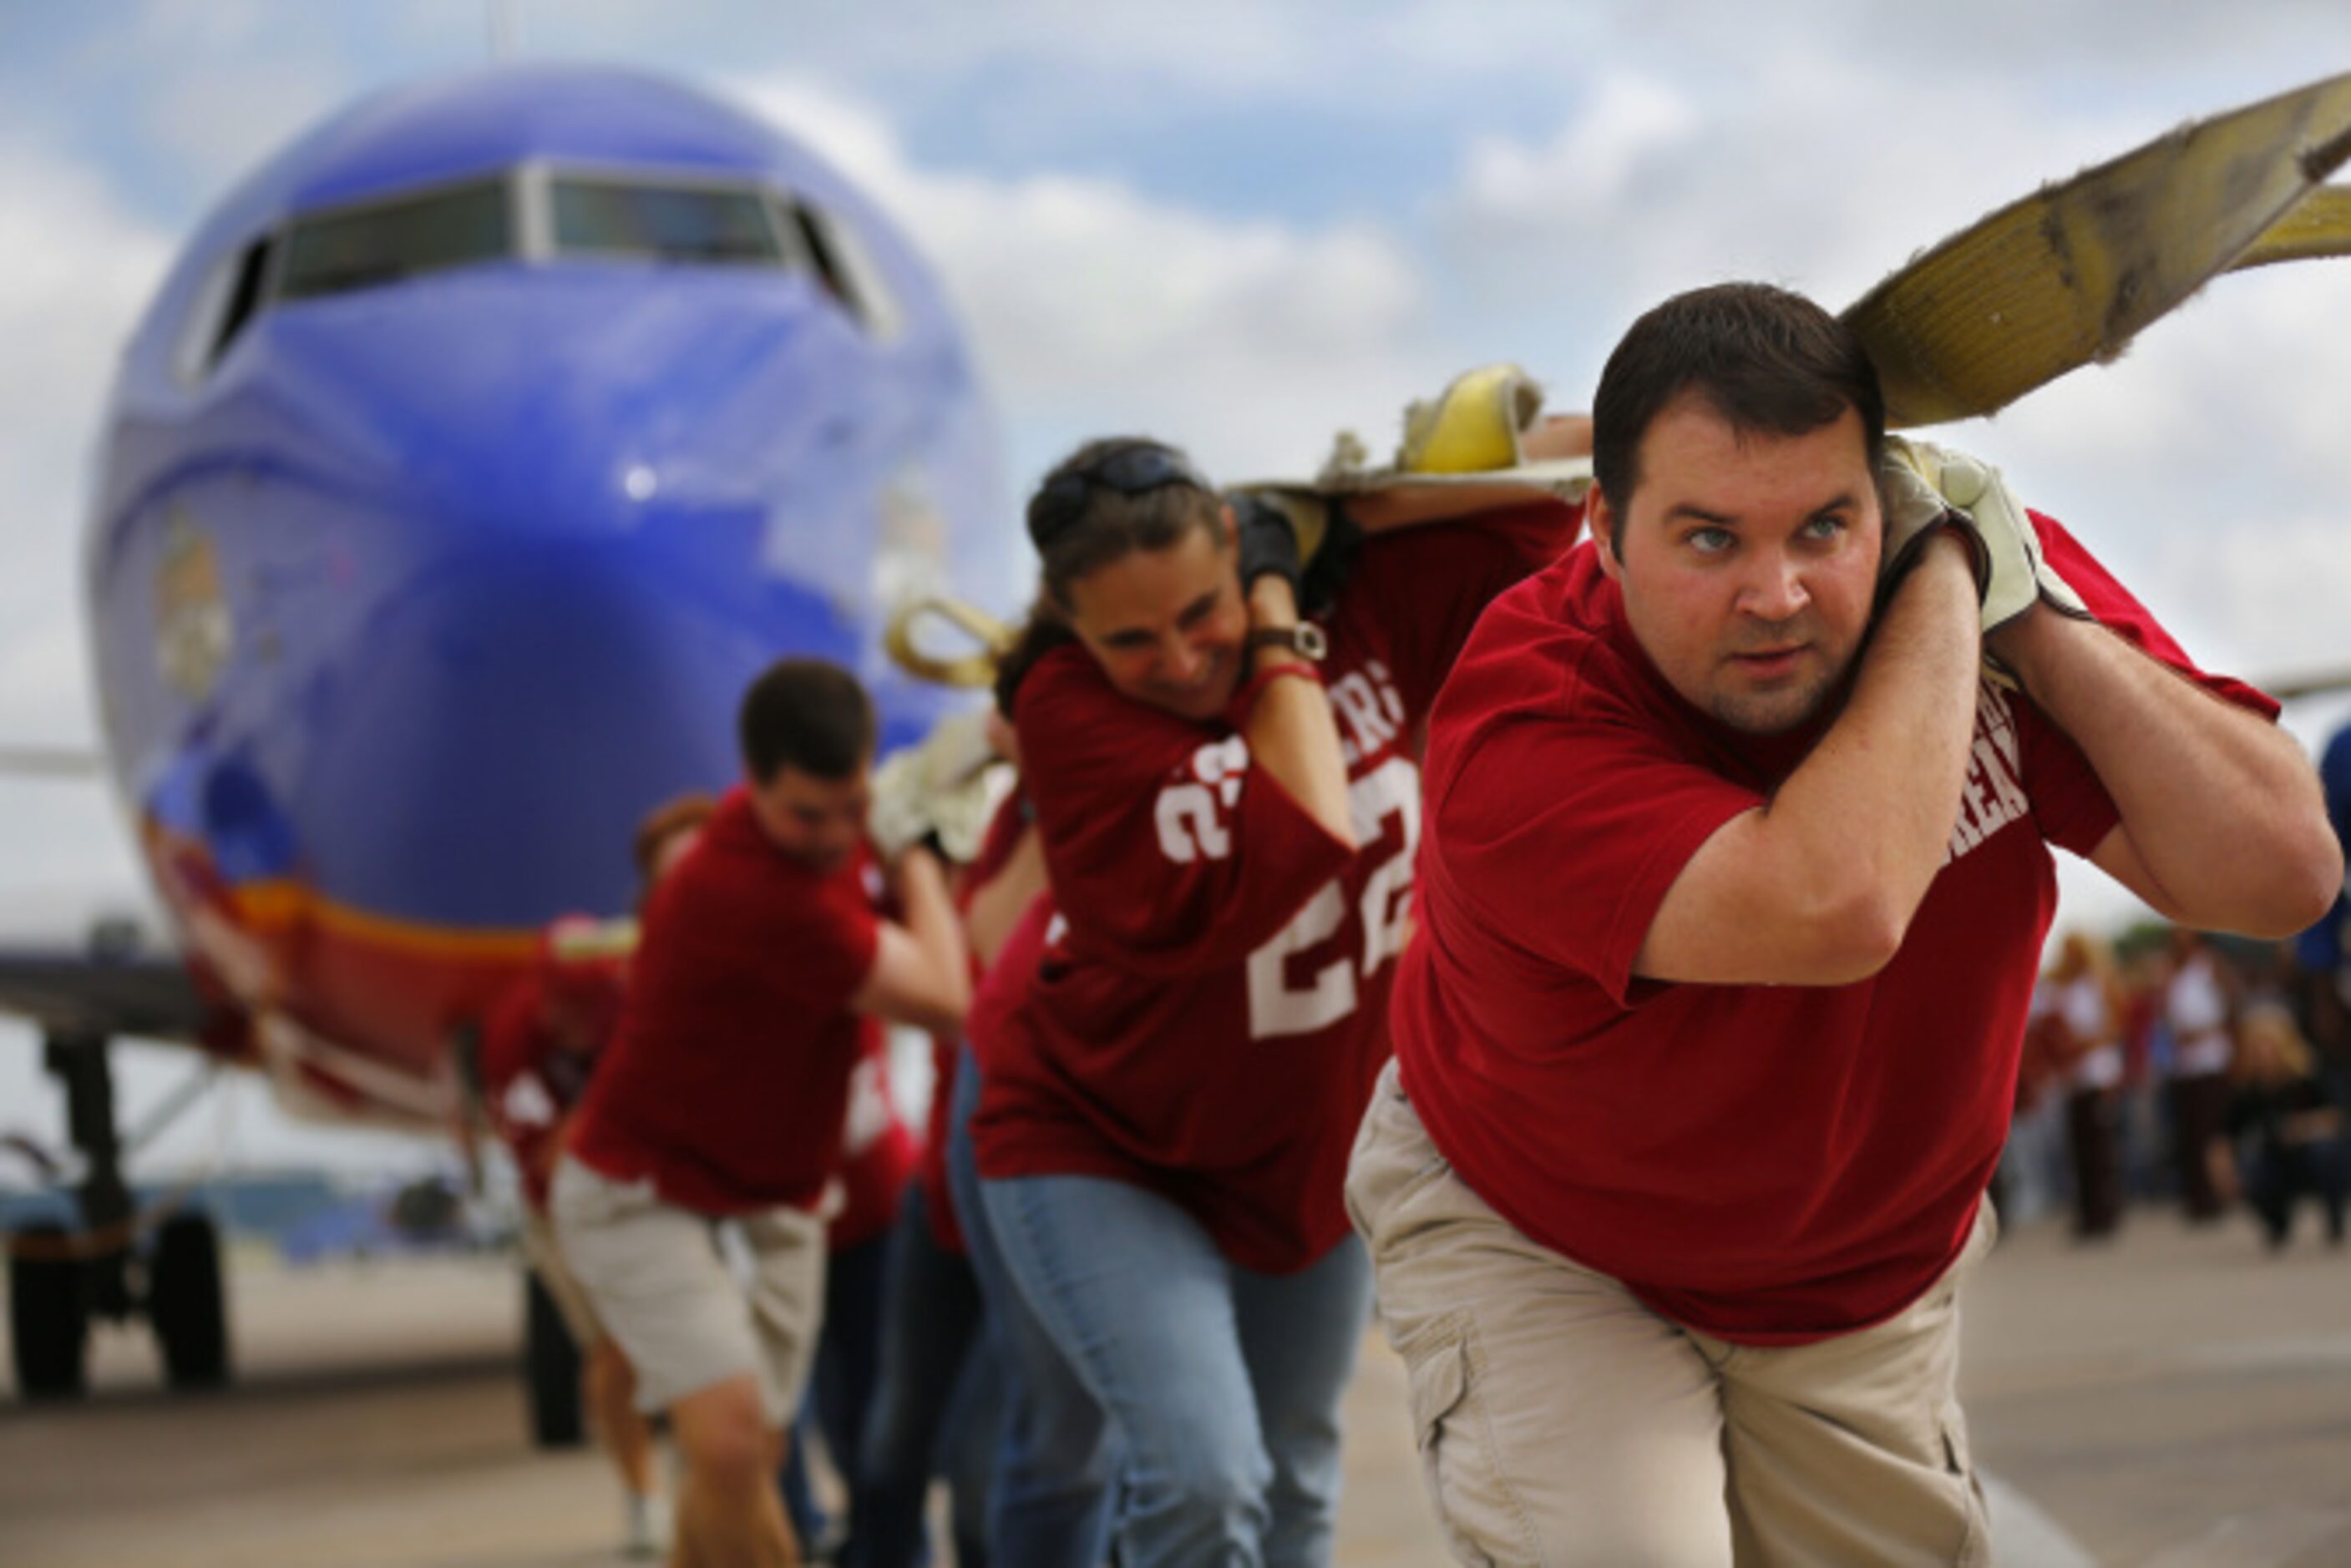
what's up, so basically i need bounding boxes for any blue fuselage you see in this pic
[84,67,1008,1069]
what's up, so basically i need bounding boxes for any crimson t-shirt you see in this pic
[479,957,625,1211]
[974,504,1578,1272]
[569,788,883,1215]
[1396,513,2278,1342]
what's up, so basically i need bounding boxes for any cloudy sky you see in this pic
[3,2,2348,1172]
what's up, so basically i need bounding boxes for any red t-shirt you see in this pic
[831,1030,920,1251]
[569,788,884,1216]
[479,956,626,1210]
[1396,513,2278,1343]
[974,504,1578,1272]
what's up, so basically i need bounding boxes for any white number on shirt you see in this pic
[1245,756,1422,1039]
[1154,736,1249,863]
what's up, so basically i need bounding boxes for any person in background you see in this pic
[851,746,1043,1568]
[553,659,970,1568]
[1997,979,2067,1227]
[479,912,661,1557]
[2046,930,2127,1238]
[2227,1001,2349,1248]
[2164,927,2242,1223]
[780,1030,922,1557]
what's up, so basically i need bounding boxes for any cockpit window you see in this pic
[171,166,899,390]
[277,179,512,302]
[551,178,784,265]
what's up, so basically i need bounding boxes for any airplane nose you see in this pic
[297,536,852,929]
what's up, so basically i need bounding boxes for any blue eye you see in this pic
[1801,513,1847,540]
[1687,527,1735,554]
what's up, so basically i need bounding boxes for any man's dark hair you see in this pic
[1591,283,1886,554]
[737,658,875,784]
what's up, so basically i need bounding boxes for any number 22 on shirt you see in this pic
[1152,739,1422,1041]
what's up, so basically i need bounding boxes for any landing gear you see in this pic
[524,1267,585,1448]
[8,1224,88,1399]
[150,1211,229,1387]
[4,1034,231,1400]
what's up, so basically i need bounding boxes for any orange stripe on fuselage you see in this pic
[231,878,540,961]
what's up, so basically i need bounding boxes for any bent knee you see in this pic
[1132,1436,1275,1529]
[671,1377,773,1484]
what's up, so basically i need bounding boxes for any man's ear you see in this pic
[1219,502,1239,549]
[1588,488,1624,582]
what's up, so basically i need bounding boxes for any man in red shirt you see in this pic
[1347,283,2341,1563]
[552,659,969,1568]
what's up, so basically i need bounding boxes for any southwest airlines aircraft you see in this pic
[0,64,1004,1414]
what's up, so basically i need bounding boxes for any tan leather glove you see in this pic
[1881,436,2088,632]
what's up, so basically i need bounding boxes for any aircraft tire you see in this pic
[149,1212,231,1388]
[8,1225,89,1399]
[524,1267,585,1449]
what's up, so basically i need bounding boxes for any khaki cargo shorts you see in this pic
[550,1156,827,1426]
[518,1209,604,1349]
[1346,1059,1995,1567]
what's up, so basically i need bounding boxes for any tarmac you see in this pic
[0,1206,2346,1566]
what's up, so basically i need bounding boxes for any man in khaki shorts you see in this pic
[1349,282,2338,1564]
[555,660,970,1567]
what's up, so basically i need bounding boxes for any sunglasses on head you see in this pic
[1027,443,1214,549]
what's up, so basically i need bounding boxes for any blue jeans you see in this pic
[848,1180,999,1568]
[979,1171,1373,1568]
[780,1227,890,1550]
[946,1050,1118,1568]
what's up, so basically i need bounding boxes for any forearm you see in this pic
[1993,606,2341,933]
[1241,577,1356,848]
[1766,537,1984,946]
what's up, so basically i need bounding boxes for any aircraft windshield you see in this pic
[550,178,783,265]
[278,180,514,301]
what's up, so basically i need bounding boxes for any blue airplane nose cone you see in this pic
[300,531,848,928]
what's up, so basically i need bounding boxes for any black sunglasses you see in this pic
[1027,444,1214,549]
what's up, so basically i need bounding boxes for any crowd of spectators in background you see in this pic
[2009,904,2351,1251]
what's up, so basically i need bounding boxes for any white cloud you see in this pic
[141,52,352,194]
[0,139,174,744]
[1456,74,1700,219]
[727,75,1436,488]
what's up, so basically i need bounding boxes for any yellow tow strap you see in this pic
[883,595,1016,690]
[2229,184,2351,271]
[1845,71,2351,427]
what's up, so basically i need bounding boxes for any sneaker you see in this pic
[623,1492,671,1560]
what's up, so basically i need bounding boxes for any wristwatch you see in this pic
[1247,623,1328,662]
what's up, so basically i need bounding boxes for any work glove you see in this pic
[1873,441,1977,609]
[1228,490,1358,614]
[1233,492,1306,594]
[1880,437,2089,633]
[868,711,1004,865]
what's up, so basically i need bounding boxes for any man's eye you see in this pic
[1801,513,1848,540]
[1687,527,1735,554]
